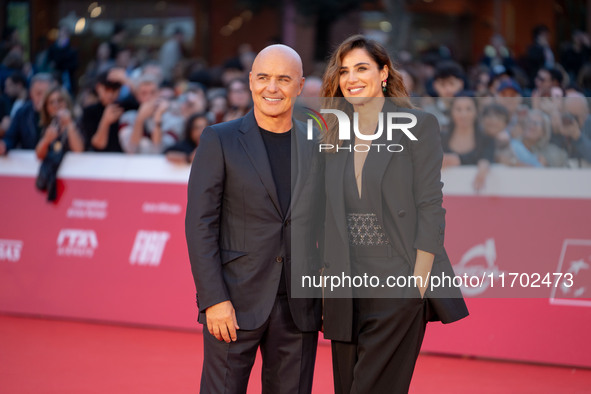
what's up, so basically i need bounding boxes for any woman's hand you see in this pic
[56,109,73,129]
[36,124,60,160]
[413,250,434,298]
[472,159,490,192]
[43,124,59,144]
[165,151,189,164]
[442,153,461,168]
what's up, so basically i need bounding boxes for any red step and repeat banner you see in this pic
[1,151,590,368]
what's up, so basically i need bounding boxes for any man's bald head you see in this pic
[252,44,303,79]
[249,44,305,131]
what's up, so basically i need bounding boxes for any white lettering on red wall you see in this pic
[142,202,181,215]
[67,199,108,220]
[452,238,503,296]
[129,231,170,266]
[550,239,591,307]
[0,239,23,262]
[57,229,98,258]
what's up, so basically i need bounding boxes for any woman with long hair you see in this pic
[320,35,468,393]
[35,86,84,160]
[441,93,495,191]
[223,78,252,122]
[164,112,209,164]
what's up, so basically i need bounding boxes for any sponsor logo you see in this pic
[67,199,108,220]
[0,239,23,262]
[142,202,182,215]
[452,238,503,296]
[57,229,98,258]
[129,231,170,266]
[305,107,418,152]
[303,107,328,133]
[550,239,591,307]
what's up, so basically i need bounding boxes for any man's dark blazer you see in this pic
[185,110,322,332]
[322,102,469,342]
[3,101,41,151]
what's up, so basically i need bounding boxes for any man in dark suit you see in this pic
[185,45,322,393]
[0,73,54,155]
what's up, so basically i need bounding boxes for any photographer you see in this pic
[118,74,165,154]
[534,89,591,166]
[80,68,129,152]
[34,87,83,202]
[142,83,207,154]
[0,73,54,155]
[35,86,83,159]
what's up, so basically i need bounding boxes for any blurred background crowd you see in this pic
[0,0,590,189]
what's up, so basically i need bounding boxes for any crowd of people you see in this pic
[0,23,590,190]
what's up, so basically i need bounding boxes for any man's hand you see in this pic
[205,300,240,343]
[136,99,158,121]
[559,121,582,140]
[0,140,6,155]
[107,67,129,86]
[101,104,124,125]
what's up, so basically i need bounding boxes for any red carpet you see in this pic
[1,314,590,393]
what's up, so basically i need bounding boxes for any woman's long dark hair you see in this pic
[448,92,480,137]
[320,35,413,150]
[183,112,209,145]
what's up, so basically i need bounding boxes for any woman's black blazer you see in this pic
[322,101,469,342]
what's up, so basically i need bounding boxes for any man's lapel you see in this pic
[287,119,310,219]
[237,111,282,217]
[325,145,349,247]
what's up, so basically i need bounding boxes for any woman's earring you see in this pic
[382,79,387,93]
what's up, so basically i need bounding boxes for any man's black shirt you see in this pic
[80,103,122,152]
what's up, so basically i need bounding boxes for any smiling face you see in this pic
[339,48,388,104]
[249,45,304,128]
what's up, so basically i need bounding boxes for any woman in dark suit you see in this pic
[320,35,469,393]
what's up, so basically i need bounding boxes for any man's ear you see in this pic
[297,77,305,96]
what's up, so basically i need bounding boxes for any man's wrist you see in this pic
[99,117,112,128]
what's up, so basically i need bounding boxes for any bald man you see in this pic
[185,45,323,393]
